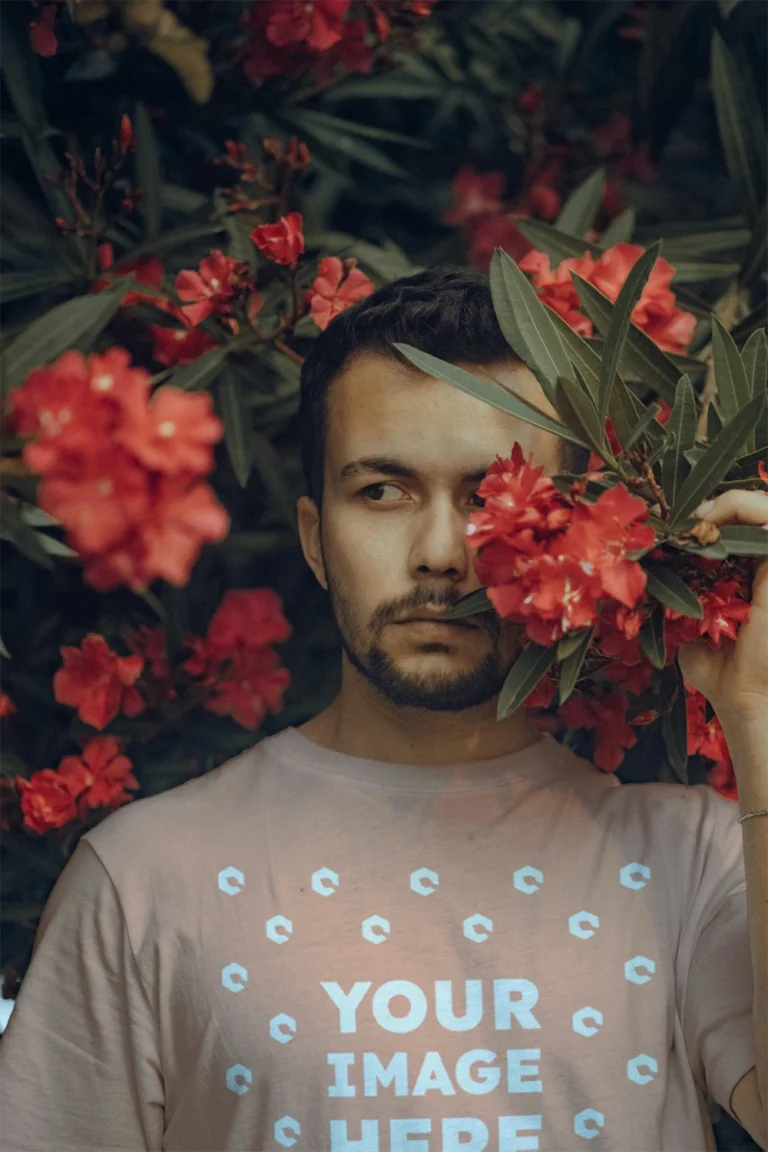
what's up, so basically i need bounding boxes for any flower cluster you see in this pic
[468,444,655,647]
[54,634,144,730]
[241,0,436,86]
[14,737,138,834]
[519,243,696,355]
[183,588,293,729]
[468,444,754,787]
[444,114,656,273]
[8,348,229,591]
[304,256,375,330]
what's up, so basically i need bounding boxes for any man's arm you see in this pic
[0,838,164,1150]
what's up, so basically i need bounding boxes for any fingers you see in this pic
[695,490,768,527]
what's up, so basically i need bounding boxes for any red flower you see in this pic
[564,485,654,608]
[175,251,238,327]
[250,212,305,266]
[97,243,114,272]
[665,575,750,658]
[53,634,145,730]
[16,770,76,834]
[117,387,223,475]
[313,18,373,80]
[527,182,560,222]
[519,243,696,354]
[38,447,151,555]
[266,0,351,51]
[442,167,506,226]
[203,646,292,729]
[466,443,571,556]
[518,83,544,114]
[590,244,696,355]
[306,257,375,330]
[93,256,176,313]
[685,685,736,798]
[560,689,637,772]
[8,347,149,444]
[467,215,532,271]
[126,625,171,684]
[206,588,292,655]
[467,446,653,648]
[30,4,57,56]
[518,249,594,336]
[0,692,16,719]
[57,736,139,821]
[150,325,217,367]
[119,114,134,151]
[84,476,230,592]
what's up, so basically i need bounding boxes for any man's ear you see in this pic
[297,494,327,590]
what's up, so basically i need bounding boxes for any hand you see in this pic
[677,489,768,724]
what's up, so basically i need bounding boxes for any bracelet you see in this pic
[737,809,768,825]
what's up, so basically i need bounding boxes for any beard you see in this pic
[325,563,517,713]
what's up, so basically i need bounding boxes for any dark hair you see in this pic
[298,264,588,510]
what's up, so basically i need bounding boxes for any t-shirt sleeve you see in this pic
[0,838,164,1151]
[676,786,756,1123]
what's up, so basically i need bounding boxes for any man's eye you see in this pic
[361,483,402,502]
[360,484,486,508]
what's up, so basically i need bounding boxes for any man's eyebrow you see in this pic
[339,457,490,483]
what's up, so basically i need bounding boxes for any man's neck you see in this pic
[297,683,542,766]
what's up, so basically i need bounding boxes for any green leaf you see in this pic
[393,345,586,447]
[661,375,697,505]
[0,280,130,395]
[668,391,766,529]
[661,661,688,784]
[643,561,703,618]
[250,432,297,529]
[707,403,723,444]
[497,642,557,721]
[623,403,662,450]
[134,102,161,242]
[711,317,751,424]
[218,375,251,487]
[597,242,661,425]
[546,308,600,398]
[0,501,53,569]
[554,377,607,458]
[0,269,79,303]
[281,110,411,179]
[489,248,574,405]
[557,628,592,660]
[670,261,741,284]
[598,208,636,248]
[170,345,229,392]
[278,108,434,149]
[572,276,681,403]
[639,604,666,669]
[711,32,767,225]
[512,218,600,265]
[739,200,767,288]
[558,628,593,704]
[741,327,767,455]
[443,589,495,622]
[716,525,768,556]
[555,169,606,238]
[741,328,767,398]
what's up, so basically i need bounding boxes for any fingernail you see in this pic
[695,499,715,516]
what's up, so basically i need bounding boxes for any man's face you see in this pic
[297,352,561,713]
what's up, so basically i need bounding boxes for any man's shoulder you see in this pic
[80,733,279,870]
[603,773,742,852]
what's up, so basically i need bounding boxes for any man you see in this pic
[1,267,765,1152]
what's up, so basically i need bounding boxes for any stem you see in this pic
[273,337,304,366]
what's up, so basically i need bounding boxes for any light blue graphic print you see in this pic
[216,856,658,1149]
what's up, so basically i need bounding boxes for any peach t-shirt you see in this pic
[0,728,755,1151]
